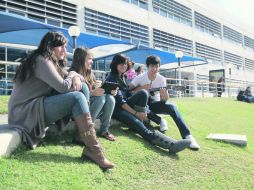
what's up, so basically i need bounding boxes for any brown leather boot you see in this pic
[75,113,114,170]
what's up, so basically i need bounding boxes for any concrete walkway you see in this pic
[0,114,21,157]
[0,114,8,124]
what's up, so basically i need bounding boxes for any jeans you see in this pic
[81,83,90,103]
[148,100,191,138]
[113,90,155,141]
[43,91,89,125]
[246,96,254,103]
[90,94,115,134]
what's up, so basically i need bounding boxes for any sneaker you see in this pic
[160,119,168,132]
[94,119,101,131]
[168,139,191,154]
[185,135,200,150]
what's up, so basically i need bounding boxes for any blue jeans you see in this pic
[43,91,89,125]
[246,96,254,103]
[148,100,191,138]
[113,90,155,141]
[81,83,90,103]
[90,94,115,134]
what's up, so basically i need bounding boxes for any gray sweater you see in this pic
[8,55,80,148]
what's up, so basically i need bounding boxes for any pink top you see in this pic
[126,68,136,80]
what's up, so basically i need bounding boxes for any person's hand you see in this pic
[111,88,118,96]
[91,87,105,96]
[135,112,147,121]
[160,88,169,101]
[72,76,82,91]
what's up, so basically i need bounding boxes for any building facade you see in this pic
[1,0,254,95]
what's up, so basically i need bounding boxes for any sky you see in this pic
[190,0,254,35]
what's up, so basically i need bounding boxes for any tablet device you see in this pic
[101,81,119,91]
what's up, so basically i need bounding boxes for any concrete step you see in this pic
[0,117,122,157]
[0,124,21,157]
[206,133,247,146]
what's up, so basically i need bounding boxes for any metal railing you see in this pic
[0,78,14,95]
[1,71,254,98]
[165,77,254,98]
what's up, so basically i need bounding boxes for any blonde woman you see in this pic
[71,47,117,141]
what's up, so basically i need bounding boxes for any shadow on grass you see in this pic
[109,124,180,160]
[44,123,180,160]
[13,151,83,164]
[10,122,180,164]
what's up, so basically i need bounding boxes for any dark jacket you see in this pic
[105,73,132,108]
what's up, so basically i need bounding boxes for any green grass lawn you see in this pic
[1,97,254,190]
[0,96,9,114]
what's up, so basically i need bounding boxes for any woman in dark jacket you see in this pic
[105,54,191,154]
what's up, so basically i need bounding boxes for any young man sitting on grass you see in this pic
[129,55,200,150]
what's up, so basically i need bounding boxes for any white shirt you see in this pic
[131,72,166,101]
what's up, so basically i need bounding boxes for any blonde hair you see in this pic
[71,47,96,90]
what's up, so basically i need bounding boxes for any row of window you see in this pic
[224,51,243,67]
[0,0,77,28]
[153,29,193,55]
[85,8,149,47]
[223,25,242,44]
[152,0,192,27]
[194,12,221,38]
[1,0,254,68]
[127,0,254,50]
[195,43,248,68]
[122,0,148,10]
[84,8,254,69]
[245,58,254,70]
[196,43,222,62]
[244,36,254,50]
[2,0,254,51]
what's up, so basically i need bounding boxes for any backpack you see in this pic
[237,90,245,101]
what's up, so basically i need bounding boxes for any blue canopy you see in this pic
[123,46,206,66]
[0,12,130,51]
[0,11,207,66]
[0,12,56,33]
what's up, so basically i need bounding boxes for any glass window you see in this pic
[105,58,112,71]
[174,15,180,23]
[28,14,45,23]
[0,47,5,61]
[7,64,17,74]
[153,7,159,13]
[93,59,105,71]
[121,36,131,43]
[98,31,109,37]
[160,10,167,17]
[47,19,60,26]
[9,10,25,16]
[131,0,138,6]
[139,1,148,10]
[63,22,72,29]
[7,48,26,62]
[0,64,5,79]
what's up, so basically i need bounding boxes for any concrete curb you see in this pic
[0,116,121,157]
[0,125,21,157]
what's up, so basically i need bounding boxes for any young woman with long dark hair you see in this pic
[105,54,191,154]
[8,31,114,169]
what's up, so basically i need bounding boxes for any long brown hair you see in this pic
[14,31,68,83]
[70,47,96,90]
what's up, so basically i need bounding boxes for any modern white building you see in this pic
[0,0,254,95]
